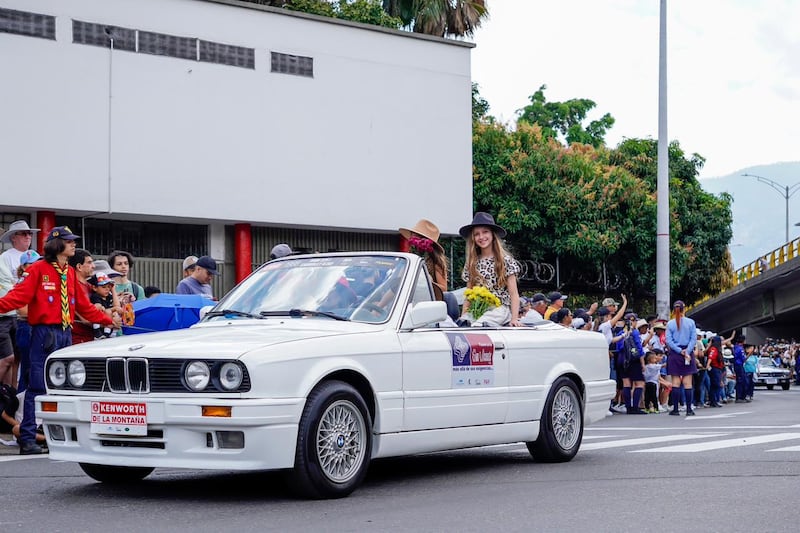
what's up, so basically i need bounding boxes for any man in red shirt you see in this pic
[0,226,119,455]
[68,249,97,344]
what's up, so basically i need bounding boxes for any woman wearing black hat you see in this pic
[459,212,522,327]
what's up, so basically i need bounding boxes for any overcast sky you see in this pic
[469,0,800,180]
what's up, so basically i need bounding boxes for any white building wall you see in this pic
[0,0,473,236]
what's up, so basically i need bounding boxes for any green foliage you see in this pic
[472,83,490,122]
[382,0,488,37]
[473,112,734,307]
[242,1,402,29]
[517,85,615,148]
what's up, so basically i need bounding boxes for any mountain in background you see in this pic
[700,161,800,269]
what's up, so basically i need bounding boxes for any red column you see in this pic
[234,223,252,283]
[36,210,56,254]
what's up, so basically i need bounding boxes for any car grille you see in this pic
[759,370,785,378]
[48,358,251,393]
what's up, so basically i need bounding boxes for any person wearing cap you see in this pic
[400,219,448,301]
[595,294,628,413]
[176,255,218,298]
[706,335,725,408]
[544,291,567,321]
[521,293,549,324]
[182,255,198,278]
[0,226,118,454]
[66,248,99,345]
[616,317,647,414]
[459,212,522,327]
[88,272,123,339]
[270,243,293,260]
[731,334,748,403]
[665,299,698,416]
[0,220,41,285]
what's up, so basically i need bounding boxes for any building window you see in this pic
[0,7,55,40]
[72,20,136,52]
[138,31,198,61]
[199,40,255,69]
[270,52,313,78]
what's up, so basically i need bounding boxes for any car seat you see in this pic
[442,291,460,322]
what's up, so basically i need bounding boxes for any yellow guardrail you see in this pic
[691,239,800,308]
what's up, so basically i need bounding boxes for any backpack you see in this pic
[622,335,639,370]
[0,383,16,412]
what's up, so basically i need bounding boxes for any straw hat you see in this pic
[399,219,444,253]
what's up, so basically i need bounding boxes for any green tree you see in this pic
[472,82,490,122]
[242,1,402,29]
[472,114,734,307]
[382,0,488,37]
[517,85,615,148]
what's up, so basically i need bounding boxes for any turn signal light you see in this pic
[202,406,231,417]
[41,402,58,412]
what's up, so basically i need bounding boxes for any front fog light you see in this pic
[49,361,66,387]
[47,424,66,442]
[216,431,245,449]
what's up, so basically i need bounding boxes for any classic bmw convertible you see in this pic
[38,252,615,498]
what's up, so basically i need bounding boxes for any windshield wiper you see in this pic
[204,309,263,319]
[259,309,348,321]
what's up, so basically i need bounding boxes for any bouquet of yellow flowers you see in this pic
[464,286,501,320]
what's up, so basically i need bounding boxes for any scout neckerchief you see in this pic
[52,261,70,329]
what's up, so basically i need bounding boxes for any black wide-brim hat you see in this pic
[459,212,507,239]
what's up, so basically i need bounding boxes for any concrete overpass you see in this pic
[688,241,800,344]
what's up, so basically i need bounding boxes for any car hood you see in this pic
[51,319,381,359]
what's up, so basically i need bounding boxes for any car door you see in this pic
[397,265,508,431]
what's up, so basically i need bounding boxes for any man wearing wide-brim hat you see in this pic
[1,220,41,284]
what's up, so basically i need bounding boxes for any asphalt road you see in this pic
[2,388,799,532]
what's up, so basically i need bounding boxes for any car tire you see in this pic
[79,463,154,483]
[782,383,790,391]
[527,376,583,463]
[767,385,774,390]
[286,380,372,499]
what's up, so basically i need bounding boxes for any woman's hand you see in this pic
[509,317,522,327]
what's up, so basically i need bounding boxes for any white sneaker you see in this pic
[611,404,626,413]
[607,410,614,416]
[658,405,668,413]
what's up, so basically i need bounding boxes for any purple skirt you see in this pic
[667,349,697,377]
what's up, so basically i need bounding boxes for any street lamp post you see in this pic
[743,173,800,243]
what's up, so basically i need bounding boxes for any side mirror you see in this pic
[407,301,447,329]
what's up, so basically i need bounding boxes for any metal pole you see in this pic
[655,0,670,320]
[743,173,800,244]
[786,186,790,243]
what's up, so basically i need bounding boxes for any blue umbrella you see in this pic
[122,293,216,335]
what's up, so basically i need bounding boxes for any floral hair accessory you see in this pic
[408,236,435,255]
[464,286,501,320]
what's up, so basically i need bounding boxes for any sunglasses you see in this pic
[15,231,33,236]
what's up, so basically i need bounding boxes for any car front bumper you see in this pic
[37,395,305,470]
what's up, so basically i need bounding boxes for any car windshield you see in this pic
[758,357,778,366]
[208,255,408,324]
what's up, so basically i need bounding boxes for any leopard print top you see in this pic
[462,255,520,307]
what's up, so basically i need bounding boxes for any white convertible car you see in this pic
[38,252,614,498]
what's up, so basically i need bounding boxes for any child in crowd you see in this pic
[459,212,522,327]
[643,352,662,413]
[88,272,123,339]
[0,384,46,446]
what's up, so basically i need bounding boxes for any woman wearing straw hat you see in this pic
[459,212,522,327]
[399,219,448,302]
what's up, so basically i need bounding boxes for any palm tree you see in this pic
[382,0,488,37]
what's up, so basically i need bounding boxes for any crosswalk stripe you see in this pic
[580,433,725,450]
[633,432,800,452]
[767,445,800,452]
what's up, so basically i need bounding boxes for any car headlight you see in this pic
[185,361,210,391]
[67,360,86,387]
[218,362,243,391]
[49,361,67,387]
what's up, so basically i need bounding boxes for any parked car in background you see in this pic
[37,252,615,499]
[754,356,791,390]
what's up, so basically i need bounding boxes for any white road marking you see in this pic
[0,455,49,463]
[581,433,725,450]
[767,445,800,452]
[633,432,800,452]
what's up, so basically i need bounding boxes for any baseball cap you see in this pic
[571,317,586,329]
[20,250,41,266]
[635,318,648,329]
[596,307,610,317]
[601,297,619,307]
[45,225,79,242]
[530,293,548,304]
[548,291,567,302]
[673,300,686,309]
[89,272,115,286]
[182,255,198,271]
[195,256,219,275]
[270,243,293,259]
